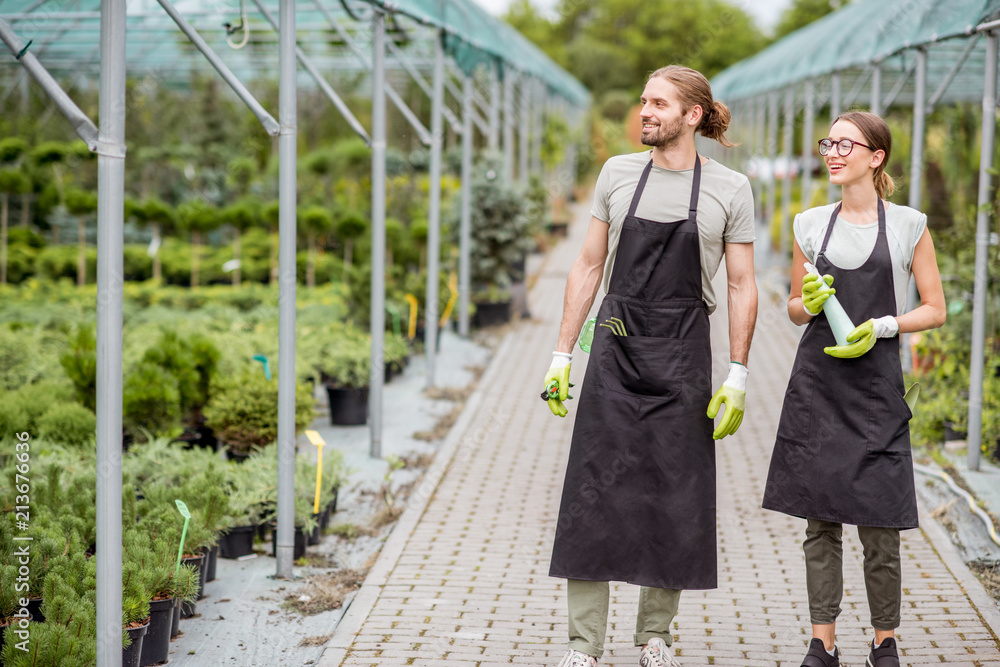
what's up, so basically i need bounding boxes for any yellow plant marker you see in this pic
[305,430,325,514]
[404,294,419,339]
[439,272,458,327]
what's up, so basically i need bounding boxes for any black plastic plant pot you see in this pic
[328,485,340,515]
[319,504,332,531]
[204,544,218,582]
[307,513,323,546]
[139,598,173,666]
[196,548,209,599]
[122,621,149,667]
[179,554,205,618]
[271,526,307,560]
[225,448,253,464]
[471,301,511,328]
[326,386,369,426]
[219,525,257,559]
[26,597,43,622]
[170,597,180,639]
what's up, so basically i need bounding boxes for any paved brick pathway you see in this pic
[321,201,1000,667]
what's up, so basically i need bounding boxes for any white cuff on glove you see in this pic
[551,351,572,369]
[873,315,899,338]
[723,361,749,392]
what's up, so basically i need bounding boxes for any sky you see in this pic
[471,0,793,32]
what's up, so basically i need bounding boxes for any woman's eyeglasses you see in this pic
[818,137,874,157]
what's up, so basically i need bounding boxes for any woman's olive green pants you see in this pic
[804,519,902,630]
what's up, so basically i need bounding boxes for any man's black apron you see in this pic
[762,200,917,529]
[549,157,718,590]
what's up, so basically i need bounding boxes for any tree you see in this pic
[64,187,98,287]
[0,138,30,230]
[773,0,842,40]
[0,169,29,285]
[262,200,280,284]
[132,198,176,282]
[336,211,367,275]
[219,199,259,287]
[300,205,334,289]
[177,200,219,288]
[505,0,765,97]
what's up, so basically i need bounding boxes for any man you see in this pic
[543,65,758,667]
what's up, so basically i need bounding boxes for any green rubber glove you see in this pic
[802,272,835,315]
[543,353,573,418]
[707,362,748,440]
[824,318,878,358]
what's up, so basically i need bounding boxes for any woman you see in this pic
[762,111,946,667]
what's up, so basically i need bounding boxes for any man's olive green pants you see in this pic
[567,580,680,658]
[804,519,902,630]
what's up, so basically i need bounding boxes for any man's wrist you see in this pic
[551,351,572,369]
[724,361,749,391]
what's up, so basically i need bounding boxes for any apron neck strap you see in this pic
[627,159,655,219]
[818,198,885,258]
[688,155,702,220]
[627,155,702,220]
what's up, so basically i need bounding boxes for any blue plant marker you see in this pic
[253,354,271,381]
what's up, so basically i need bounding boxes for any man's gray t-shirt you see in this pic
[591,151,756,314]
[794,201,927,316]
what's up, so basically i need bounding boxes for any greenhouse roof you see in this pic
[712,0,1000,103]
[0,0,588,105]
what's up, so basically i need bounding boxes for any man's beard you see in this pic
[640,116,685,149]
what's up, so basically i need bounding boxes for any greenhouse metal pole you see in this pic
[459,73,473,338]
[519,76,529,184]
[801,81,814,211]
[95,0,125,665]
[0,18,99,149]
[274,0,297,580]
[754,95,765,223]
[424,29,444,388]
[489,62,500,151]
[967,31,998,473]
[828,73,841,204]
[903,47,928,372]
[369,8,387,459]
[155,0,280,136]
[765,91,778,251]
[503,71,515,183]
[780,87,794,261]
[870,62,881,115]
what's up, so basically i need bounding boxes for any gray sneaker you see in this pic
[557,649,598,667]
[640,637,681,667]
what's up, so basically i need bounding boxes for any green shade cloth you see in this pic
[0,0,588,105]
[712,0,1000,102]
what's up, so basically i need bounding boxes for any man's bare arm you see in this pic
[724,242,757,366]
[555,217,610,354]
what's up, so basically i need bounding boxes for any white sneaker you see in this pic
[557,649,598,667]
[639,637,681,667]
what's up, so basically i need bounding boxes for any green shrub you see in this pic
[123,244,153,281]
[0,402,29,440]
[37,403,96,446]
[59,324,97,411]
[203,371,315,452]
[123,362,181,439]
[316,328,370,388]
[11,380,76,433]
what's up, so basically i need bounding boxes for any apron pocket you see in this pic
[776,367,815,444]
[600,335,687,398]
[866,376,913,455]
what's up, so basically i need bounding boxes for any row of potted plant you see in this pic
[0,438,347,665]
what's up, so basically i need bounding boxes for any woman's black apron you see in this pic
[549,157,718,590]
[762,200,918,529]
